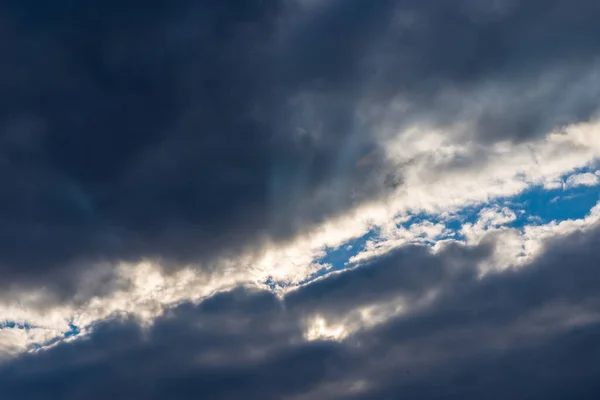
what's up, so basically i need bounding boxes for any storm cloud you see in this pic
[2,221,600,399]
[0,0,395,290]
[1,0,600,397]
[1,0,600,292]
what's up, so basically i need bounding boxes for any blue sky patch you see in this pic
[287,168,600,288]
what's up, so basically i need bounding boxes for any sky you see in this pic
[1,0,600,398]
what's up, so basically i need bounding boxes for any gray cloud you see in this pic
[0,0,394,293]
[2,223,600,399]
[1,0,600,296]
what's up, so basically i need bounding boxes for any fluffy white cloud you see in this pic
[566,172,600,188]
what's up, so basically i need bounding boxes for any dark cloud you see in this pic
[0,0,394,291]
[288,0,600,142]
[1,0,600,295]
[285,240,493,318]
[2,224,600,399]
[2,0,600,397]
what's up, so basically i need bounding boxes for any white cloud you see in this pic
[0,330,27,362]
[565,172,600,188]
[304,315,348,341]
[461,206,517,242]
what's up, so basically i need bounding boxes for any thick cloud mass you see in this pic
[1,0,600,289]
[0,0,395,288]
[2,225,600,399]
[2,0,600,398]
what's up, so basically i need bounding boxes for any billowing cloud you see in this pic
[0,0,397,293]
[2,222,600,399]
[1,0,600,293]
[2,0,600,397]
